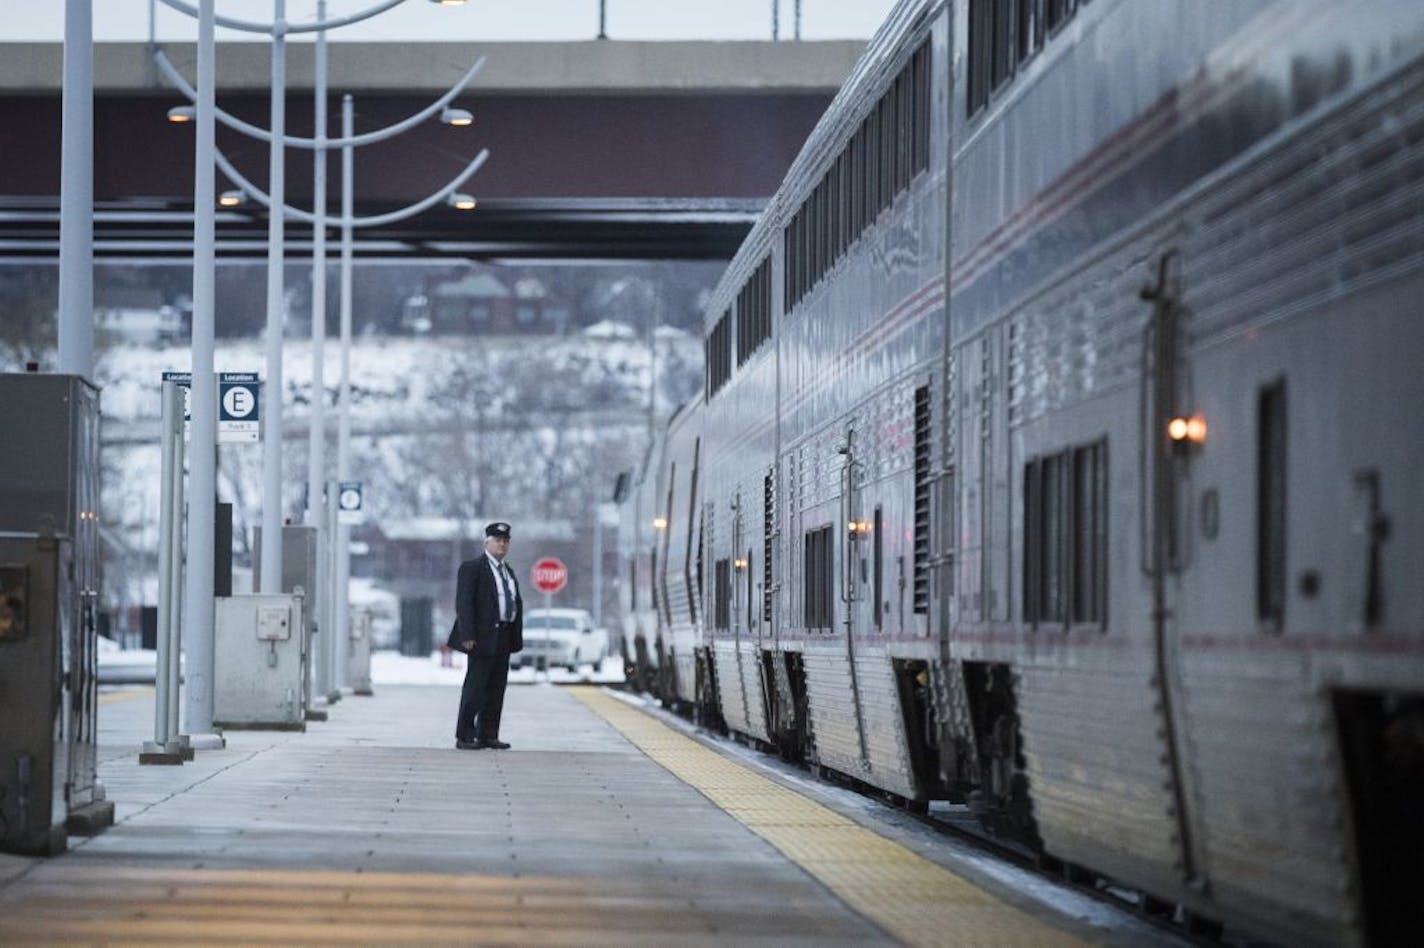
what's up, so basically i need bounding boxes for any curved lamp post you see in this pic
[157,0,481,734]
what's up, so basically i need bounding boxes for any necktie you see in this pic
[498,563,514,621]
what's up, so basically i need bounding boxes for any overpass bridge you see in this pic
[0,40,860,260]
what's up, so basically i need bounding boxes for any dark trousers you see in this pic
[456,652,510,741]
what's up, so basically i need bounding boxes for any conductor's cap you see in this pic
[485,522,512,539]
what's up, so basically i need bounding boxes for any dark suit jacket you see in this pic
[446,556,524,656]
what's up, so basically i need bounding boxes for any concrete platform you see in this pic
[0,682,1186,945]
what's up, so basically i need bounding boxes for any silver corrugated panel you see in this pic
[675,650,698,705]
[713,642,750,735]
[1017,663,1184,897]
[853,651,916,799]
[803,640,864,777]
[667,621,700,705]
[1181,653,1354,945]
[736,641,771,742]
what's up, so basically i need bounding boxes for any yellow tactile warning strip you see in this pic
[571,687,1084,948]
[0,865,777,945]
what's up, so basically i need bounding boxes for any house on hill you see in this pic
[405,271,568,335]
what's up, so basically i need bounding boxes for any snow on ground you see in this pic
[99,645,623,688]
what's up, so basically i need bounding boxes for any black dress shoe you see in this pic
[476,739,510,750]
[455,739,483,750]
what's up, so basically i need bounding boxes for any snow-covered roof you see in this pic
[581,320,637,339]
[512,277,548,300]
[433,272,511,300]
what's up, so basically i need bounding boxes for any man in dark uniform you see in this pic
[448,521,524,749]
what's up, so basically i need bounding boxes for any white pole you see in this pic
[260,0,288,594]
[327,478,343,694]
[147,382,178,753]
[307,1,328,532]
[58,0,93,379]
[182,0,222,749]
[168,408,185,745]
[309,0,334,701]
[336,94,354,683]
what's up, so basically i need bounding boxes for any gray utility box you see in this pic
[251,524,318,707]
[0,537,108,854]
[253,524,319,641]
[213,593,307,730]
[0,373,110,855]
[348,608,373,696]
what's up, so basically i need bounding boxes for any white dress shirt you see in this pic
[487,553,516,621]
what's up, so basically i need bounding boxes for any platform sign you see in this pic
[336,481,364,525]
[531,557,567,594]
[218,372,260,443]
[160,371,192,423]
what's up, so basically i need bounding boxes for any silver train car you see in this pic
[617,1,1424,943]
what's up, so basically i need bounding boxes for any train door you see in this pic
[838,427,872,767]
[957,337,989,625]
[1140,253,1208,889]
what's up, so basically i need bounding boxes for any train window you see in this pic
[913,43,931,175]
[714,557,731,631]
[991,0,1015,91]
[1024,437,1107,628]
[913,386,932,614]
[780,40,929,319]
[1071,441,1107,625]
[736,257,771,365]
[817,178,826,286]
[894,69,911,193]
[970,1,1075,117]
[878,94,895,212]
[706,309,731,397]
[865,107,881,226]
[1017,0,1044,63]
[629,555,637,612]
[803,525,834,631]
[1041,453,1065,622]
[1046,0,1076,33]
[1257,381,1287,631]
[968,0,991,115]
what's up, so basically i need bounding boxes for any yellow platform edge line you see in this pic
[570,687,1084,948]
[99,686,154,705]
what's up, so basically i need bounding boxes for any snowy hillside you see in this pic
[96,326,700,605]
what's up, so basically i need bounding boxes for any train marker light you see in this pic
[1168,414,1208,445]
[652,516,668,531]
[733,557,748,571]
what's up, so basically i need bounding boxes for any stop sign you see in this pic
[531,557,568,593]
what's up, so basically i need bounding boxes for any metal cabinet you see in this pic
[0,373,109,854]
